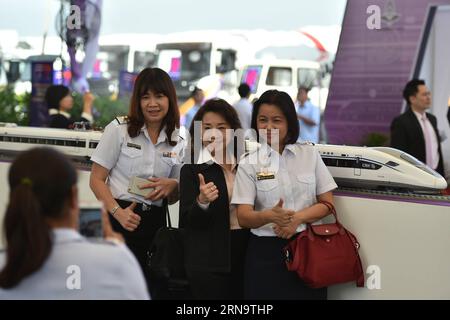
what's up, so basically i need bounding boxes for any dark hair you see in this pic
[45,85,70,110]
[298,86,310,93]
[127,67,180,146]
[238,83,251,98]
[403,79,426,105]
[0,148,77,289]
[251,90,299,145]
[188,98,242,162]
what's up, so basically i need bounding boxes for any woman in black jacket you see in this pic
[179,99,249,300]
[45,85,94,129]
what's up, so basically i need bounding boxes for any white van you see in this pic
[240,59,325,109]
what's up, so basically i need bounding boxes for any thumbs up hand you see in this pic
[198,173,219,204]
[270,198,295,227]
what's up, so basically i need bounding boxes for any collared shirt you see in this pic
[196,148,241,230]
[295,100,320,143]
[233,98,253,130]
[412,111,439,170]
[91,120,185,206]
[0,229,150,300]
[49,109,93,123]
[231,143,337,237]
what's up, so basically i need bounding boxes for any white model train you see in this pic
[0,124,102,169]
[0,125,447,191]
[316,144,447,191]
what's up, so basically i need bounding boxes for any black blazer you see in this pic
[390,108,444,176]
[179,163,233,273]
[49,113,90,129]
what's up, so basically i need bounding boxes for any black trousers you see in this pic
[244,234,327,300]
[110,199,166,297]
[187,229,249,300]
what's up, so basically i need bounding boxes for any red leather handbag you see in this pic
[284,201,364,289]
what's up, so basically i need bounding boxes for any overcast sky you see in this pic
[0,0,347,36]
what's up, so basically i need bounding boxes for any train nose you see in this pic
[435,175,448,190]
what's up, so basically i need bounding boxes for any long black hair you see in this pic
[0,148,77,288]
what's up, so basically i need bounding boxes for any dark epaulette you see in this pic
[115,116,129,125]
[298,141,315,146]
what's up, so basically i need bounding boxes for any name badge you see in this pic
[256,171,275,180]
[127,142,141,150]
[163,151,177,158]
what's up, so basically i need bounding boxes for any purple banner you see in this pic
[325,0,450,145]
[118,70,138,98]
[30,61,54,127]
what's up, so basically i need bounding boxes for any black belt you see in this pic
[116,199,161,213]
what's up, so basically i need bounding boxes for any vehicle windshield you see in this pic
[400,152,441,177]
[156,43,211,82]
[241,65,262,93]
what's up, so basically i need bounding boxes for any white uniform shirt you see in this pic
[231,143,337,237]
[91,119,185,206]
[0,229,150,300]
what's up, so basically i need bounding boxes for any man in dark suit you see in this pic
[390,79,444,176]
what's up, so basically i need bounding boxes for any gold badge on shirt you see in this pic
[256,170,275,180]
[127,142,141,150]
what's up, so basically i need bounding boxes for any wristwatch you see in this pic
[110,205,120,217]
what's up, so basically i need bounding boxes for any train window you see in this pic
[29,138,37,144]
[55,140,65,146]
[65,140,77,147]
[322,157,335,166]
[400,153,422,166]
[0,136,4,141]
[77,141,86,148]
[385,161,399,167]
[339,159,357,168]
[89,141,99,149]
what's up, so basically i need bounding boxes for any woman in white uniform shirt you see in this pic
[0,148,149,299]
[231,90,337,300]
[89,68,184,295]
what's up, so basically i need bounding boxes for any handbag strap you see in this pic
[163,198,172,228]
[317,200,340,224]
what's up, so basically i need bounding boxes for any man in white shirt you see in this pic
[295,87,320,143]
[232,83,253,130]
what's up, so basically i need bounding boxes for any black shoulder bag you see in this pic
[147,200,189,299]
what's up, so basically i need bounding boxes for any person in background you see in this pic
[295,86,320,143]
[89,67,185,297]
[231,90,337,300]
[45,85,94,129]
[179,99,249,300]
[0,147,149,300]
[232,83,253,130]
[447,101,450,126]
[390,79,444,176]
[183,87,205,129]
